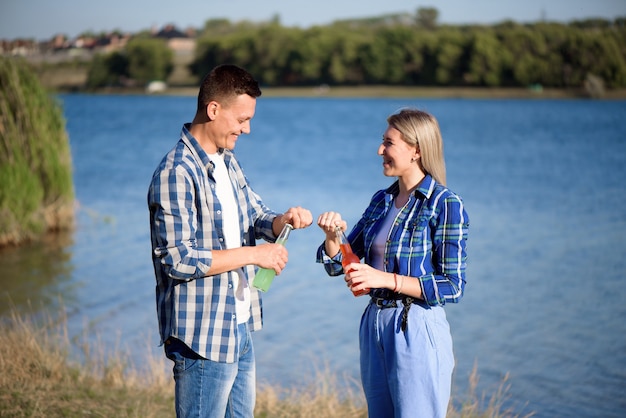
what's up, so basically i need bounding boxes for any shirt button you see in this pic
[217,210,222,215]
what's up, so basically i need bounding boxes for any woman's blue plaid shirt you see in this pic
[317,175,469,306]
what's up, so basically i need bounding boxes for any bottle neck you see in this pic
[335,227,352,251]
[277,223,293,242]
[334,227,346,243]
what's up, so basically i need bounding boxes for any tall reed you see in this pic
[0,56,74,246]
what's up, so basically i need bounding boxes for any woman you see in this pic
[316,108,469,418]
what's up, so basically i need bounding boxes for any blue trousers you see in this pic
[360,302,454,418]
[165,323,256,418]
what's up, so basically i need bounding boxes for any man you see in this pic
[148,64,312,418]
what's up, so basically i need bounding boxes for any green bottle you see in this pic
[252,223,294,292]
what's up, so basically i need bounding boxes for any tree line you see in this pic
[87,8,626,90]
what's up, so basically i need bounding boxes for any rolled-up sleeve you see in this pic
[419,194,469,306]
[316,243,345,276]
[149,166,212,281]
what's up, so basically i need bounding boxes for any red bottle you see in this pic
[335,227,369,297]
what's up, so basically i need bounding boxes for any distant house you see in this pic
[155,24,188,39]
[154,24,196,58]
[0,38,38,56]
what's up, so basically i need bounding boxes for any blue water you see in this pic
[2,94,625,417]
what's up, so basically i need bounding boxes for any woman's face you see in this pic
[378,125,419,178]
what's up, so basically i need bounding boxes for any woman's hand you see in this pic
[317,211,346,238]
[345,263,391,293]
[317,211,346,258]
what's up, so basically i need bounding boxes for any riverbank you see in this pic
[68,84,626,99]
[33,66,625,100]
[0,307,530,417]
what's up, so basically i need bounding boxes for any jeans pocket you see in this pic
[165,338,200,373]
[423,318,437,350]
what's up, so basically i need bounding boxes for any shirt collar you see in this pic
[415,174,436,199]
[181,123,234,174]
[385,174,436,200]
[181,123,212,171]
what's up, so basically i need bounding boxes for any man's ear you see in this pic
[206,101,220,120]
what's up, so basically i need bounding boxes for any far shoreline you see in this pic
[66,85,626,100]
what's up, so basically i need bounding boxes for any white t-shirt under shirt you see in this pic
[370,201,402,271]
[208,152,250,324]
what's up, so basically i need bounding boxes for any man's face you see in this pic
[209,94,256,151]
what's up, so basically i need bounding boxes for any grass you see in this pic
[0,306,534,418]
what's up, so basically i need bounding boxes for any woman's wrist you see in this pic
[392,273,405,293]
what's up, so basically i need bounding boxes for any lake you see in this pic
[2,93,625,417]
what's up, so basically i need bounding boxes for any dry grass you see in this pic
[0,307,174,418]
[255,364,366,418]
[448,363,535,418]
[0,307,532,417]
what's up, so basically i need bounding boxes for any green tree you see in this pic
[293,28,321,81]
[187,14,626,89]
[192,26,257,81]
[252,25,300,85]
[416,7,439,30]
[562,31,626,88]
[382,27,418,83]
[327,30,366,84]
[85,51,128,89]
[498,25,550,86]
[531,23,572,86]
[426,28,466,85]
[358,27,413,84]
[466,30,505,86]
[125,37,173,85]
[295,27,336,83]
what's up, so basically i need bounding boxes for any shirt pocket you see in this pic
[362,215,383,242]
[232,170,249,192]
[408,215,432,251]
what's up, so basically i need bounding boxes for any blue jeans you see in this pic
[165,323,256,418]
[360,302,454,418]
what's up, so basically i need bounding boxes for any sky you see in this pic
[1,0,625,40]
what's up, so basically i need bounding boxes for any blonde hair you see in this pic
[387,108,447,185]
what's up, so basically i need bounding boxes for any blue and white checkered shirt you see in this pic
[148,124,278,362]
[317,175,469,306]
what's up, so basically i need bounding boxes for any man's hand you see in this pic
[274,206,313,233]
[254,243,288,274]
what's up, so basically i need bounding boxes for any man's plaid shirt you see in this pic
[148,124,278,362]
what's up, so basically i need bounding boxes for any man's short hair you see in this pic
[197,64,262,111]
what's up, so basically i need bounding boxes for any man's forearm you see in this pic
[205,247,259,276]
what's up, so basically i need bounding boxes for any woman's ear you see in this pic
[413,146,420,162]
